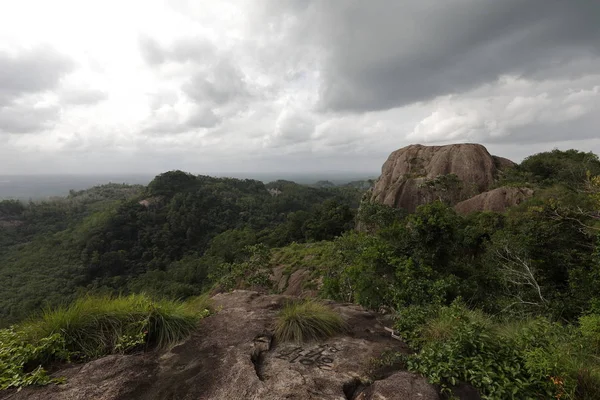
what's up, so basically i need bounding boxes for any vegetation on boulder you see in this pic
[274,300,346,343]
[0,294,210,390]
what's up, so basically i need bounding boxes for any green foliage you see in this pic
[417,173,465,204]
[301,199,355,241]
[271,241,336,272]
[322,203,468,310]
[275,300,346,343]
[146,170,199,197]
[322,232,398,307]
[205,228,258,263]
[22,294,209,358]
[579,314,600,351]
[500,149,600,189]
[0,328,67,389]
[404,303,600,400]
[0,199,25,217]
[0,173,362,326]
[356,201,407,233]
[211,244,273,291]
[0,294,209,390]
[367,350,407,380]
[394,303,441,349]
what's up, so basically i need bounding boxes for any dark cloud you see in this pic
[0,47,73,134]
[138,36,166,65]
[182,60,249,105]
[184,106,221,129]
[0,104,60,134]
[0,46,74,104]
[143,105,221,135]
[139,35,249,117]
[278,0,600,112]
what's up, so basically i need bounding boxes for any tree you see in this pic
[302,199,355,241]
[147,170,198,197]
[417,174,463,204]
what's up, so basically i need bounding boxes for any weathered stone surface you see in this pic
[492,156,517,172]
[356,371,440,400]
[454,186,534,214]
[3,291,440,400]
[271,265,319,297]
[371,143,514,212]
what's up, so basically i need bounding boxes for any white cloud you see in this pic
[408,75,600,144]
[264,108,315,148]
[0,0,599,175]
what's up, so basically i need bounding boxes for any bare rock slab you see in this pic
[2,291,440,400]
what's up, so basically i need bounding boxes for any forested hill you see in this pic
[2,150,600,398]
[0,172,361,326]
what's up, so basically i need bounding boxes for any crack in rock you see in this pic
[250,333,272,382]
[343,377,366,400]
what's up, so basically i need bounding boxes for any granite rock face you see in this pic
[3,291,441,400]
[454,186,534,214]
[370,143,515,212]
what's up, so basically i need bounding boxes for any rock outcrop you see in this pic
[356,371,440,400]
[370,143,515,212]
[3,291,440,400]
[454,187,534,214]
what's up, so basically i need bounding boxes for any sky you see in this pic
[0,0,599,175]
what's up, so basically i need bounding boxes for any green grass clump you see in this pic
[0,293,211,390]
[275,300,345,343]
[22,293,210,359]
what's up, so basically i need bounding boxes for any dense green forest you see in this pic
[0,174,360,325]
[2,149,600,398]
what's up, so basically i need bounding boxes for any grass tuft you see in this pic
[20,293,210,359]
[275,299,346,343]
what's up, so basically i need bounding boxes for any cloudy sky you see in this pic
[1,0,599,175]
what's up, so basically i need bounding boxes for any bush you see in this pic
[394,303,441,349]
[275,300,346,343]
[404,303,600,399]
[0,328,67,389]
[579,314,600,351]
[210,244,273,291]
[407,304,554,399]
[0,294,210,390]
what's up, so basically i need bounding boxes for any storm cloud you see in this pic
[0,0,599,174]
[293,0,600,112]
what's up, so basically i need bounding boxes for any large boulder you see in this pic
[371,143,515,212]
[454,186,534,214]
[3,291,440,400]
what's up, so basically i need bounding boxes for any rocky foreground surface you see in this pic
[2,291,446,400]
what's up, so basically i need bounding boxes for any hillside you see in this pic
[1,148,600,399]
[0,173,361,326]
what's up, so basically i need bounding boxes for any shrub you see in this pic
[579,314,600,351]
[275,300,346,343]
[211,244,272,291]
[404,303,600,399]
[394,303,441,349]
[0,328,67,389]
